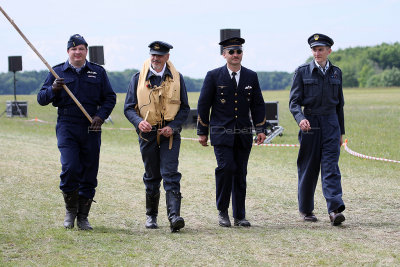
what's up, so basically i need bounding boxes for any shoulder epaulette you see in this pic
[52,62,64,68]
[298,62,309,69]
[89,61,105,69]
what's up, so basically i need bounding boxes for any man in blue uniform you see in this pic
[197,37,267,227]
[37,34,116,230]
[289,33,346,226]
[124,41,190,232]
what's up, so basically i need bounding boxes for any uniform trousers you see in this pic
[138,129,182,195]
[297,113,345,214]
[213,135,251,220]
[56,122,101,199]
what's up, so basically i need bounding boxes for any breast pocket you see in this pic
[329,78,341,97]
[84,77,102,98]
[303,79,318,96]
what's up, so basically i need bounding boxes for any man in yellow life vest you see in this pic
[124,41,190,232]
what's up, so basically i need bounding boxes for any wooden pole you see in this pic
[0,6,93,123]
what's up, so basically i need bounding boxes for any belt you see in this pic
[304,108,336,116]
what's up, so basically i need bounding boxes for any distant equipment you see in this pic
[182,108,198,128]
[220,29,241,54]
[89,46,104,65]
[8,56,22,72]
[265,101,279,126]
[1,56,28,117]
[263,101,283,143]
[6,100,27,117]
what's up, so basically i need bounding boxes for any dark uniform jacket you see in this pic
[124,67,190,133]
[197,65,266,148]
[289,60,345,135]
[37,60,116,124]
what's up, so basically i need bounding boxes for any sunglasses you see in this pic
[228,49,243,55]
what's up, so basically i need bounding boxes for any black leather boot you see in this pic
[62,190,79,229]
[77,196,93,230]
[166,191,185,232]
[145,192,160,229]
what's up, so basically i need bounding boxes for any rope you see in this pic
[24,118,400,163]
[343,139,400,164]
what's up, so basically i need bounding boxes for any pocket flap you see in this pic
[303,79,317,85]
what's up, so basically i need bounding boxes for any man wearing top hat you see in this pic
[289,33,346,226]
[37,34,116,230]
[197,37,267,227]
[124,41,190,232]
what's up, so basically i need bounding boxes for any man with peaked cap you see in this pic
[197,37,267,227]
[124,41,190,232]
[37,34,116,230]
[289,33,346,226]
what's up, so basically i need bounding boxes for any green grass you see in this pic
[1,88,400,266]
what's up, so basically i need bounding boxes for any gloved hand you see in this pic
[90,116,104,131]
[52,78,65,93]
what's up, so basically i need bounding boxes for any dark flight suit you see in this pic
[289,60,345,214]
[124,67,190,195]
[197,65,266,220]
[37,60,116,199]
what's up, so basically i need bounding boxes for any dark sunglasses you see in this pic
[228,49,243,55]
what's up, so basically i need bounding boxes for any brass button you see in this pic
[235,115,238,118]
[235,93,237,96]
[235,108,238,111]
[248,93,251,95]
[235,100,237,103]
[221,92,224,95]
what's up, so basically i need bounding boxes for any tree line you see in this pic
[1,42,399,95]
[0,68,292,95]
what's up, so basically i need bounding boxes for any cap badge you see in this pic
[220,99,226,104]
[314,35,319,40]
[154,44,160,50]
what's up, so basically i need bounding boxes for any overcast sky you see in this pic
[1,0,399,78]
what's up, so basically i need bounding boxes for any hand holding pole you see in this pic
[0,6,93,123]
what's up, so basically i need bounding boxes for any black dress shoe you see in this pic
[234,218,251,227]
[218,210,231,227]
[300,212,318,222]
[329,211,345,226]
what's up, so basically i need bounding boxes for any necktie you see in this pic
[232,72,237,89]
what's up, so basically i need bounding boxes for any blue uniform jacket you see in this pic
[197,65,267,148]
[37,60,116,124]
[289,60,345,134]
[124,67,190,132]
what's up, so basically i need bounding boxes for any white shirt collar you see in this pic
[314,60,330,74]
[226,66,241,84]
[150,63,166,77]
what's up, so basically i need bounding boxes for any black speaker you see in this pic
[8,56,22,72]
[265,101,279,126]
[220,29,241,54]
[89,46,104,65]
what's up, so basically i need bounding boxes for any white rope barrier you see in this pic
[25,118,400,163]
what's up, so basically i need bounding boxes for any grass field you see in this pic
[0,88,399,266]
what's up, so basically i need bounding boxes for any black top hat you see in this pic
[67,34,88,50]
[308,33,334,48]
[219,37,245,50]
[149,41,173,55]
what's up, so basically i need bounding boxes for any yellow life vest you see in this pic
[136,59,181,125]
